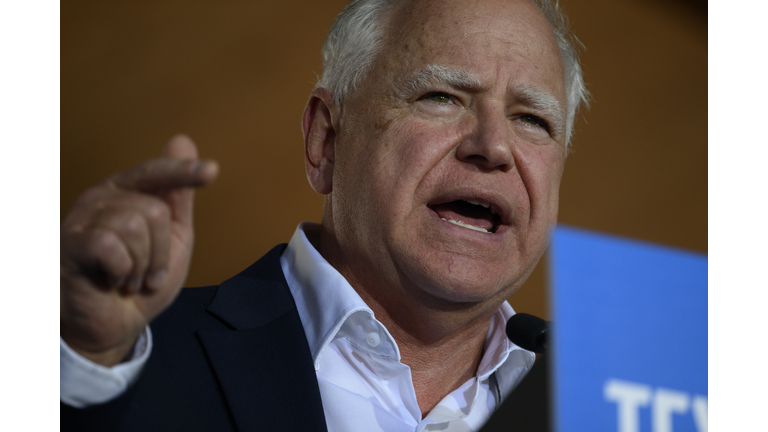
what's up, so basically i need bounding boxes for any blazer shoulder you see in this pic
[152,243,290,332]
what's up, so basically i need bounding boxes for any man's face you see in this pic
[327,0,567,307]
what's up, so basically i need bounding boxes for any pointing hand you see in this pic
[60,135,219,366]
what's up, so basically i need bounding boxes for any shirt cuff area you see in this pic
[60,326,152,408]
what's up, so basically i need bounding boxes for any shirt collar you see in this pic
[279,222,533,377]
[280,222,390,369]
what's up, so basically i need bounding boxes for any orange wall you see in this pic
[61,1,706,319]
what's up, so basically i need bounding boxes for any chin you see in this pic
[398,250,521,306]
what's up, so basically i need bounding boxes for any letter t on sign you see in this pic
[604,379,652,432]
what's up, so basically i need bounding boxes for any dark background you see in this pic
[61,0,706,320]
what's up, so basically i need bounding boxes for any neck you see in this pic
[368,294,492,417]
[313,220,499,417]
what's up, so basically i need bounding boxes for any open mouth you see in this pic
[429,199,502,233]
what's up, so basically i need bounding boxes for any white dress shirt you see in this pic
[61,222,535,431]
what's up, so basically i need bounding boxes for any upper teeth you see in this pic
[465,199,497,215]
[465,199,490,208]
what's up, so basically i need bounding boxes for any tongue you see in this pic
[431,201,495,231]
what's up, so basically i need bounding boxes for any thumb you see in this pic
[162,134,199,160]
[162,135,219,227]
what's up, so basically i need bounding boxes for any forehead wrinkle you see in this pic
[397,64,484,100]
[510,84,565,135]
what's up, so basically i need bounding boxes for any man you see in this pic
[60,0,588,430]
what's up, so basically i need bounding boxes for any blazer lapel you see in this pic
[197,245,328,432]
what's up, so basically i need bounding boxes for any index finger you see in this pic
[111,135,218,193]
[111,157,218,194]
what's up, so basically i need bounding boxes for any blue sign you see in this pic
[550,226,707,432]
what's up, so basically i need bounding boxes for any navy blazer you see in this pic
[61,245,328,432]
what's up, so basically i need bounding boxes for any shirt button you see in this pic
[365,332,381,348]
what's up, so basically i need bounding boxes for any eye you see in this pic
[419,92,454,104]
[519,114,550,132]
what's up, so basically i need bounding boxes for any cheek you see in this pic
[369,119,462,194]
[516,144,566,221]
[544,150,566,210]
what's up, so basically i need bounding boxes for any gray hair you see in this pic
[317,0,589,146]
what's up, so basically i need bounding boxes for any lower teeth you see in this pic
[441,218,490,233]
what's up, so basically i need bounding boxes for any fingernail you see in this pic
[129,274,144,294]
[147,270,167,289]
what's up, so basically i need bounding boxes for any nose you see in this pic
[456,107,514,172]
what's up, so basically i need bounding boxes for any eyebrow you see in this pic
[511,85,565,136]
[398,64,565,136]
[397,64,484,100]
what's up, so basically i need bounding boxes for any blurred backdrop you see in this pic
[61,0,706,320]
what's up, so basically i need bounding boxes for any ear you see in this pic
[302,88,338,195]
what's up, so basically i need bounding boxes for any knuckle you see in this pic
[145,201,170,223]
[69,187,112,216]
[77,186,106,203]
[67,187,127,223]
[85,228,122,257]
[122,213,147,238]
